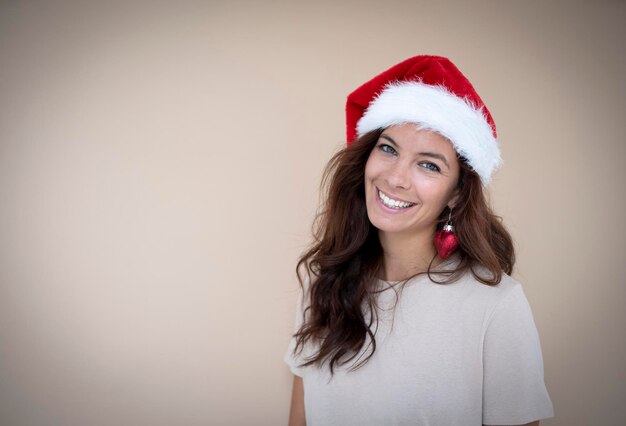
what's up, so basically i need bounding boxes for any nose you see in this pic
[386,160,411,190]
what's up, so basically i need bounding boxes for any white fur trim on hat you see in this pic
[356,81,502,185]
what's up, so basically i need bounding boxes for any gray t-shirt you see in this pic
[284,267,554,425]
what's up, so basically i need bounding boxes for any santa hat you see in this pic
[346,55,501,185]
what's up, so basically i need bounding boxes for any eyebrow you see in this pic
[380,134,450,168]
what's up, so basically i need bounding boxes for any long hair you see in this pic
[291,129,515,375]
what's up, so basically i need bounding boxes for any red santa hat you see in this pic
[346,55,501,185]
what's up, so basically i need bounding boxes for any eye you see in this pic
[419,162,441,172]
[377,143,397,155]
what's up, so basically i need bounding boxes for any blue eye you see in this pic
[420,162,441,172]
[377,144,397,155]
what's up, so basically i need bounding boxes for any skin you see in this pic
[288,124,540,426]
[288,376,305,426]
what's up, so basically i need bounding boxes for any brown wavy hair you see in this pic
[291,128,515,375]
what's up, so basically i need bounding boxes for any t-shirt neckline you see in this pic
[376,253,461,286]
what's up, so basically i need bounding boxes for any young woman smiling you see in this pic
[284,55,554,426]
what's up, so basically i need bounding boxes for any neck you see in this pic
[378,228,440,281]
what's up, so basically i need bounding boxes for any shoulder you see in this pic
[452,262,520,293]
[444,264,525,318]
[465,268,541,337]
[435,254,520,294]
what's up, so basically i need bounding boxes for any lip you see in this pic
[375,187,417,214]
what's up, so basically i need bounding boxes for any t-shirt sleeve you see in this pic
[283,279,308,377]
[482,282,555,425]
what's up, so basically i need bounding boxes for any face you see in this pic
[364,123,461,238]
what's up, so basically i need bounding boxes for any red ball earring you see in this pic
[434,210,458,259]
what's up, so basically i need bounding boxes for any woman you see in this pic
[284,55,554,426]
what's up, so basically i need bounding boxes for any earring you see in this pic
[434,209,458,259]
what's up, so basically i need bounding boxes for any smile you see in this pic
[377,188,417,209]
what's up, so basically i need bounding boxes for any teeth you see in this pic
[378,190,415,209]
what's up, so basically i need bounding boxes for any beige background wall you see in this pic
[1,1,624,425]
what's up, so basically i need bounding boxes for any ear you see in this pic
[447,187,460,210]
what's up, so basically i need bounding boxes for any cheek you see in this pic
[416,179,456,208]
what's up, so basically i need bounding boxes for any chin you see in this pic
[366,210,410,234]
[373,222,412,235]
